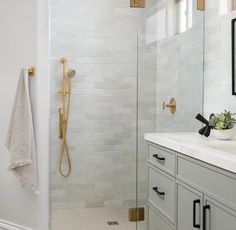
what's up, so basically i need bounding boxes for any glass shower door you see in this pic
[137,0,204,229]
[50,0,139,230]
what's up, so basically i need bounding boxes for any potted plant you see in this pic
[209,110,236,140]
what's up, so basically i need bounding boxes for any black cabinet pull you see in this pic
[152,187,165,196]
[153,154,165,161]
[193,199,201,228]
[203,205,211,230]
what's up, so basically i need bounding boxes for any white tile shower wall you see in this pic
[50,0,139,208]
[154,1,204,132]
[204,0,236,117]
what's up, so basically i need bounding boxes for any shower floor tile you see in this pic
[51,206,146,230]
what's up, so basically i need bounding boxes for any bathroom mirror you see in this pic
[232,18,236,95]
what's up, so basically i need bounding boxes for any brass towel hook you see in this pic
[28,67,35,77]
[162,97,177,114]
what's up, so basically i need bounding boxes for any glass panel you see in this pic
[50,1,138,229]
[137,0,204,229]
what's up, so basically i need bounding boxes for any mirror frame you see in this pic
[232,18,236,95]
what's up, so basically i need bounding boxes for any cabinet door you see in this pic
[148,206,174,230]
[203,197,236,230]
[177,182,203,230]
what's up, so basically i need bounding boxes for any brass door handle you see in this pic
[162,97,176,113]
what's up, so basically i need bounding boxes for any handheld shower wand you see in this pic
[58,57,76,177]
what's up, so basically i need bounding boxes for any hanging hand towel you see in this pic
[5,68,38,194]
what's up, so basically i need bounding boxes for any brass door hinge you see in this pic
[130,0,145,8]
[129,207,145,222]
[197,0,205,11]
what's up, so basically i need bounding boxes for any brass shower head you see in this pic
[60,57,67,64]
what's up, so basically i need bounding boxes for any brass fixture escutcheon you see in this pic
[162,97,176,114]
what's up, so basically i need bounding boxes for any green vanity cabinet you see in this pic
[146,142,236,230]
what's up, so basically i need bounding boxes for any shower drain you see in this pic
[107,221,119,226]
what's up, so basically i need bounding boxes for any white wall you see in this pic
[0,0,49,229]
[204,0,236,116]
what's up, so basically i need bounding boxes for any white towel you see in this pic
[5,68,38,194]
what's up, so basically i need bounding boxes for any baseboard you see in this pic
[0,219,32,230]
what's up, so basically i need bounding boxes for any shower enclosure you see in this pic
[50,0,204,229]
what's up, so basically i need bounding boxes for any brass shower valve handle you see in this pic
[162,97,177,114]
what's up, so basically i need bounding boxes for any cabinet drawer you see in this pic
[148,206,174,230]
[148,144,175,175]
[148,166,175,222]
[177,156,236,209]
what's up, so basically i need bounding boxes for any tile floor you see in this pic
[51,206,147,230]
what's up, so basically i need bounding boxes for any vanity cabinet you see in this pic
[148,166,175,222]
[203,196,236,230]
[177,183,236,230]
[148,207,174,230]
[146,142,236,230]
[177,183,202,230]
[147,144,175,230]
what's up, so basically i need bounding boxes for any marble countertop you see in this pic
[145,132,236,173]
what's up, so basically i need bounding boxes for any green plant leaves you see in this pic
[209,110,236,130]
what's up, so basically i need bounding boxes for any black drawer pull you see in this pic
[153,154,165,161]
[203,205,211,230]
[193,199,200,228]
[152,187,165,196]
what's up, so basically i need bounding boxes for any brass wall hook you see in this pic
[28,67,35,77]
[162,97,177,114]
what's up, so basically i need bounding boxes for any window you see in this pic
[174,0,193,34]
[145,1,168,44]
[219,0,236,15]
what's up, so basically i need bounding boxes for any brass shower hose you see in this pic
[58,57,72,177]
